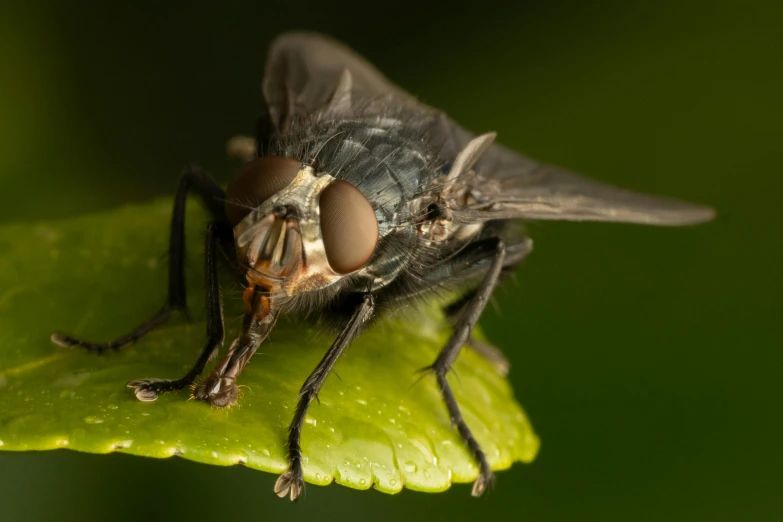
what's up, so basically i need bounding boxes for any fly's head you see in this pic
[225,156,379,312]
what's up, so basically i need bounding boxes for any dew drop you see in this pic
[390,479,397,486]
[262,449,270,456]
[83,416,103,425]
[107,404,118,410]
[359,478,367,486]
[315,473,321,480]
[404,462,417,473]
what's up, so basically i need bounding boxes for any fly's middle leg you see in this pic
[444,288,510,376]
[428,238,506,496]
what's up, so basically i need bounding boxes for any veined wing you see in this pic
[263,32,715,226]
[449,135,715,226]
[263,32,421,131]
[424,112,715,226]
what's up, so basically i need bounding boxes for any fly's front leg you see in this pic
[274,294,375,501]
[429,238,506,497]
[127,221,231,401]
[51,166,228,353]
[192,289,279,408]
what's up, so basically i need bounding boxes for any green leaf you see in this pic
[0,199,539,494]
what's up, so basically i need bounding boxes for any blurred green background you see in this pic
[1,1,780,521]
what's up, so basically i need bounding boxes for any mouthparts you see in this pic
[238,206,303,295]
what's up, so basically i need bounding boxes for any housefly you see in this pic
[51,32,715,500]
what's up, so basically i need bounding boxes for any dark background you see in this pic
[1,1,780,520]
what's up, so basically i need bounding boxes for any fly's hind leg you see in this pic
[428,238,507,496]
[127,221,232,401]
[51,167,228,354]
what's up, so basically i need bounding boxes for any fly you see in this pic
[51,32,715,500]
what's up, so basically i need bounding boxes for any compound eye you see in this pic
[319,180,379,274]
[225,156,302,225]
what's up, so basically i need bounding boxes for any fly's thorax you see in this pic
[410,175,484,247]
[230,162,379,300]
[361,226,418,290]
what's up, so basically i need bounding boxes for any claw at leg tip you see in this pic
[274,471,303,501]
[50,332,68,347]
[471,472,493,497]
[135,390,158,402]
[126,380,159,402]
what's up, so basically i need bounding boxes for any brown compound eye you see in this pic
[319,180,379,274]
[225,156,302,225]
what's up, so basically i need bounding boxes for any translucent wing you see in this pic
[448,133,716,226]
[263,32,715,226]
[423,106,715,226]
[263,32,421,131]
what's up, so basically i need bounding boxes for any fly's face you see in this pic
[224,155,379,308]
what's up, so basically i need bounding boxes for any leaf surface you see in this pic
[0,199,538,493]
